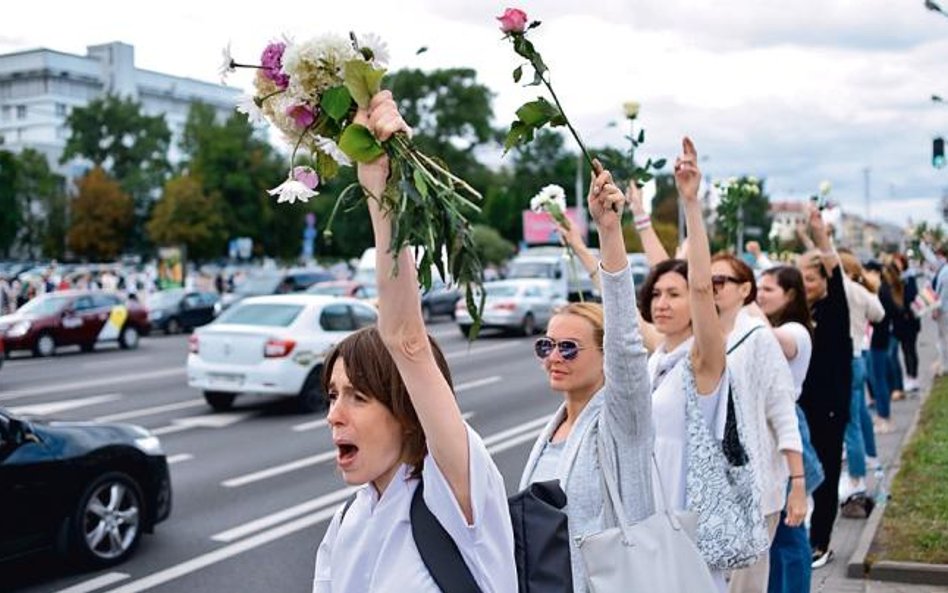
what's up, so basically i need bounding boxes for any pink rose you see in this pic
[293,166,319,190]
[497,8,528,34]
[286,104,315,129]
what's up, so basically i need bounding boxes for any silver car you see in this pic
[455,279,564,337]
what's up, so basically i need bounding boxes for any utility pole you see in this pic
[864,167,871,221]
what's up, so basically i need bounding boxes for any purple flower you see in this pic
[292,166,319,190]
[260,42,290,89]
[286,104,316,128]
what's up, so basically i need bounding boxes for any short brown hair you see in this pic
[711,253,757,305]
[554,302,604,349]
[638,258,689,323]
[321,327,453,478]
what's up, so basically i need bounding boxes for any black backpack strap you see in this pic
[338,493,357,524]
[721,325,760,466]
[411,480,483,593]
[727,324,762,354]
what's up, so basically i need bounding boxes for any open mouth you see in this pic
[336,443,359,465]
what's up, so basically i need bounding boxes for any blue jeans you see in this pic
[768,511,811,593]
[887,336,904,392]
[868,347,892,419]
[845,355,877,477]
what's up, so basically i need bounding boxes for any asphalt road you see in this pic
[1,319,559,593]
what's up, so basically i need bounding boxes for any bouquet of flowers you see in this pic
[497,8,664,187]
[714,176,761,247]
[222,33,485,327]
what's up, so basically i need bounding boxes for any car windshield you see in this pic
[507,262,557,279]
[216,303,303,327]
[149,290,185,308]
[236,275,282,296]
[17,294,73,316]
[308,284,350,296]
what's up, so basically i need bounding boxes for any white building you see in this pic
[0,41,239,176]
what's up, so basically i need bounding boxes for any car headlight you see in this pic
[213,302,222,315]
[134,435,164,455]
[7,320,31,338]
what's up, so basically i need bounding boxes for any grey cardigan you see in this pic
[519,264,654,592]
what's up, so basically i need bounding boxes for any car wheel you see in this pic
[422,305,432,323]
[165,317,181,335]
[67,472,143,568]
[119,325,140,350]
[520,313,536,337]
[297,367,326,414]
[33,332,56,357]
[204,391,236,411]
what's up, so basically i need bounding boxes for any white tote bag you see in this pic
[576,440,717,593]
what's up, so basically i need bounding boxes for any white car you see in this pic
[455,279,564,337]
[186,294,377,413]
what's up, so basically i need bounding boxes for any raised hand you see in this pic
[553,218,583,251]
[673,136,701,203]
[355,90,411,196]
[808,205,830,249]
[625,180,647,217]
[587,159,625,232]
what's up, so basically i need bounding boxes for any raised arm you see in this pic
[553,219,601,292]
[357,91,473,521]
[808,206,841,275]
[676,137,725,394]
[626,181,670,266]
[745,302,799,360]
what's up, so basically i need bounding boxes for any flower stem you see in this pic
[231,61,264,70]
[541,75,596,172]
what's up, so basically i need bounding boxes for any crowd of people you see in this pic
[310,89,941,593]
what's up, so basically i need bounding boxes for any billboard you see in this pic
[522,207,587,245]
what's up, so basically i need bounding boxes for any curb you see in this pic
[847,375,948,587]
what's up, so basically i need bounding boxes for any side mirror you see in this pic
[62,307,75,317]
[7,417,39,446]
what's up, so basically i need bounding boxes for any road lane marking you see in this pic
[53,572,129,593]
[101,508,340,593]
[167,454,194,465]
[150,411,254,436]
[82,356,149,369]
[221,451,338,487]
[7,393,122,416]
[211,486,359,542]
[486,428,545,455]
[94,399,206,422]
[443,341,523,360]
[0,367,185,402]
[482,415,551,446]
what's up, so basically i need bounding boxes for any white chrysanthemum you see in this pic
[236,94,267,125]
[313,134,352,167]
[530,184,567,214]
[282,34,356,99]
[218,42,235,83]
[819,180,832,195]
[359,32,390,67]
[268,174,319,204]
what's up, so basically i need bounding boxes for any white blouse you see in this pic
[313,425,516,593]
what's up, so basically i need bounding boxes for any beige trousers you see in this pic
[727,512,782,593]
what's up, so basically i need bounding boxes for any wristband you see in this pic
[633,214,651,225]
[634,216,652,231]
[789,475,805,481]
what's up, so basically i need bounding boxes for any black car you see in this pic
[421,279,462,321]
[148,289,219,334]
[0,409,172,567]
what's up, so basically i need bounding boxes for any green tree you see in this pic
[67,167,134,260]
[147,175,227,260]
[0,151,19,257]
[62,94,171,251]
[713,177,773,252]
[14,149,65,259]
[472,224,516,266]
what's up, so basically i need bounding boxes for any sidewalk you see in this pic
[812,320,948,593]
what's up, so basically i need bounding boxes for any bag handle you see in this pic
[595,436,683,546]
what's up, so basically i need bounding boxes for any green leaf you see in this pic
[321,86,352,122]
[314,148,340,180]
[549,113,567,127]
[503,120,535,153]
[513,65,523,83]
[653,158,667,170]
[416,46,428,55]
[343,60,386,109]
[637,129,645,143]
[412,167,429,199]
[528,20,542,30]
[338,124,384,163]
[515,98,560,127]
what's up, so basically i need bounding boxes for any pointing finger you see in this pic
[682,136,697,159]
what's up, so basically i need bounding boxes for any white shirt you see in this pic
[313,425,516,593]
[782,322,813,399]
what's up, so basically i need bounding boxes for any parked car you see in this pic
[216,269,335,314]
[0,409,172,567]
[0,291,150,357]
[187,294,378,413]
[627,252,651,289]
[455,279,564,337]
[306,280,376,301]
[421,279,462,321]
[506,248,599,302]
[147,289,219,334]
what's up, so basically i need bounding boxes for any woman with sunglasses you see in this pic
[313,91,517,592]
[706,253,805,593]
[519,156,655,592]
[795,207,852,569]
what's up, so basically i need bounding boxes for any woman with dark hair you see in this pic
[520,160,658,592]
[864,261,898,434]
[882,261,907,401]
[892,253,921,395]
[795,208,852,569]
[754,265,822,593]
[707,254,805,593]
[313,91,516,592]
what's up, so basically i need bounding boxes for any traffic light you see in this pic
[936,137,946,169]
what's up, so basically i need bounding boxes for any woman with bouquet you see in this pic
[312,91,517,592]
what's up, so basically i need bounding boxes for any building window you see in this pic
[16,105,27,119]
[56,103,67,116]
[1,105,9,121]
[56,126,69,140]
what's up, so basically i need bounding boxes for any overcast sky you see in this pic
[4,0,947,228]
